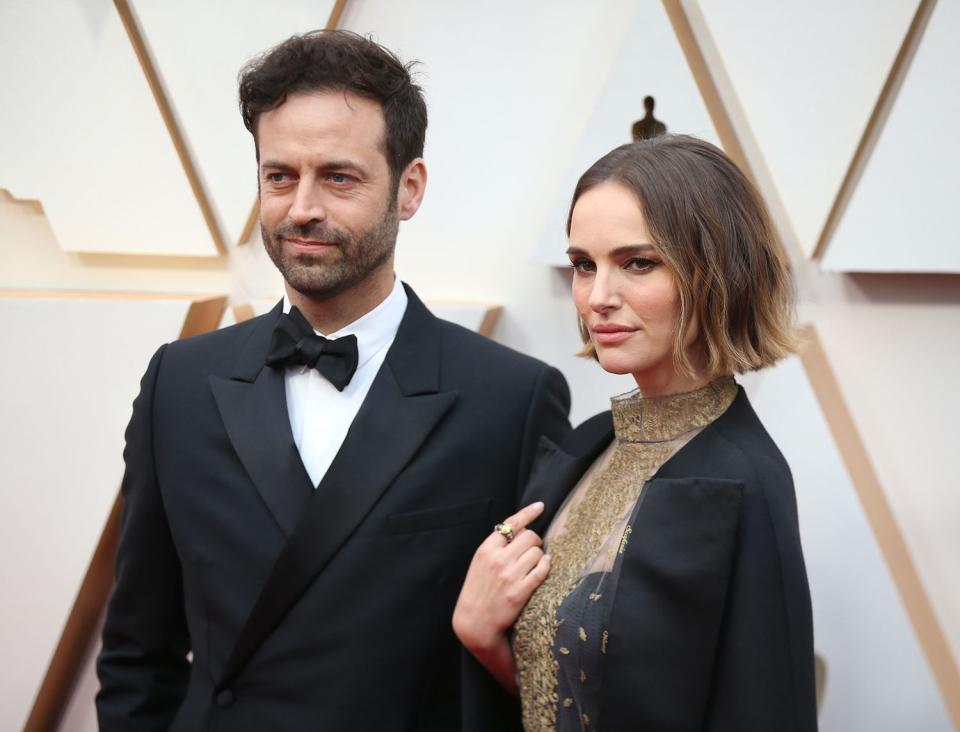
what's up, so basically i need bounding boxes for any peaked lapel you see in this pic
[210,302,314,537]
[522,412,614,537]
[218,286,458,687]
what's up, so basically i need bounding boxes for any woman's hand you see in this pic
[453,501,551,693]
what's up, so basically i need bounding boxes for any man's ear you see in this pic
[396,158,427,221]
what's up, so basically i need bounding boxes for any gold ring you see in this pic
[494,522,515,543]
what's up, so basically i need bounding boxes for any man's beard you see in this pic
[262,200,399,300]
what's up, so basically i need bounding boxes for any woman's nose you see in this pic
[588,269,621,313]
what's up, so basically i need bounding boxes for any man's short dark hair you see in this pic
[238,30,427,185]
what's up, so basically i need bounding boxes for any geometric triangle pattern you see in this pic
[696,0,918,257]
[823,0,960,272]
[0,1,958,730]
[742,353,953,730]
[0,0,216,256]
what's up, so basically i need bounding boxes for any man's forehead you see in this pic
[256,89,388,162]
[258,90,383,134]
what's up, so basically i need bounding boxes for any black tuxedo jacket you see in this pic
[96,285,571,731]
[464,386,817,732]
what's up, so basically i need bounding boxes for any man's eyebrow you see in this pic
[319,160,370,177]
[260,160,293,171]
[565,243,657,256]
[259,160,371,178]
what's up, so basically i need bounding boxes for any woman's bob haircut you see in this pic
[568,134,799,376]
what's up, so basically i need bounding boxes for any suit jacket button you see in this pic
[216,689,235,708]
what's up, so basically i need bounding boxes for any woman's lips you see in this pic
[591,325,636,346]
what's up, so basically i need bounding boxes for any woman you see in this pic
[454,135,817,731]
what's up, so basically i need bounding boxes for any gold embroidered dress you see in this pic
[513,377,737,732]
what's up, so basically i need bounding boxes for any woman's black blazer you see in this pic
[462,386,818,732]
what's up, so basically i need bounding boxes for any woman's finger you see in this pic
[486,531,540,580]
[500,526,541,557]
[510,545,545,579]
[499,501,545,535]
[517,553,551,596]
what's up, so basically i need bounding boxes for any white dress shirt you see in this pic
[282,277,408,488]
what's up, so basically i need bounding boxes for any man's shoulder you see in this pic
[432,316,554,378]
[158,308,276,372]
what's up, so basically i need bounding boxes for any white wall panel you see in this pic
[533,1,721,265]
[810,303,960,666]
[0,295,199,729]
[697,0,917,256]
[56,614,103,732]
[129,0,337,247]
[823,1,960,273]
[0,191,236,295]
[0,1,216,256]
[0,1,958,728]
[742,356,952,731]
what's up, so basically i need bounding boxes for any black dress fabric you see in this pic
[553,571,607,732]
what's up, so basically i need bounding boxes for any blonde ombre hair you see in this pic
[568,135,798,375]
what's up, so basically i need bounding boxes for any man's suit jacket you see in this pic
[464,386,817,732]
[96,284,571,732]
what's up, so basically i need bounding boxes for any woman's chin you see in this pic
[595,351,639,376]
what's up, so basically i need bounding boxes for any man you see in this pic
[96,31,569,731]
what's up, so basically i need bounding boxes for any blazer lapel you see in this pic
[523,413,614,536]
[209,302,313,537]
[218,286,457,688]
[598,475,743,730]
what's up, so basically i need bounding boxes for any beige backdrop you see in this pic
[1,1,957,730]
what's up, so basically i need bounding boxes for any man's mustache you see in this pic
[272,221,349,245]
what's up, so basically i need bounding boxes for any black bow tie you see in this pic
[265,307,359,391]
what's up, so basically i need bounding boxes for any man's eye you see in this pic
[329,173,350,184]
[266,172,287,183]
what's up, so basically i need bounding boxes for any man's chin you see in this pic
[285,273,355,301]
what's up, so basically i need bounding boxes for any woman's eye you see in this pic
[568,259,595,274]
[625,257,658,272]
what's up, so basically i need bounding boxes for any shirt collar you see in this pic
[282,277,408,370]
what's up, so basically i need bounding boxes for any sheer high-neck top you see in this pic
[513,377,738,732]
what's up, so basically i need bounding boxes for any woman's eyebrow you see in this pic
[565,243,656,256]
[610,244,656,256]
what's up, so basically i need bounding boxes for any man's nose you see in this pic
[288,181,326,226]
